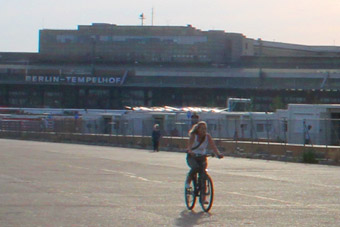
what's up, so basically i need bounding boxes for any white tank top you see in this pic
[192,134,209,155]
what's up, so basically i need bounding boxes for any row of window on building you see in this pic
[3,86,340,111]
[55,35,208,45]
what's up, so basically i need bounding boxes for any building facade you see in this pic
[2,64,340,111]
[39,23,252,64]
[2,24,340,111]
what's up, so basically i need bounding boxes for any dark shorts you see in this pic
[186,154,207,178]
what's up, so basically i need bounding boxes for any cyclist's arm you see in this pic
[187,134,195,154]
[207,134,223,158]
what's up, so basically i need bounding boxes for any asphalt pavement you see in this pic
[1,139,340,226]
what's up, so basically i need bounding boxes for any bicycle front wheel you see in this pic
[199,174,214,212]
[184,179,197,210]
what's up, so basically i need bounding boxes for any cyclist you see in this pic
[185,121,223,193]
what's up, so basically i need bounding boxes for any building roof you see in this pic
[255,40,340,53]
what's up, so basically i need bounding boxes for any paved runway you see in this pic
[1,139,340,226]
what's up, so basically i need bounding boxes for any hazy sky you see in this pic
[1,0,339,52]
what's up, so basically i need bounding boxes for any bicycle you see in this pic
[184,153,215,212]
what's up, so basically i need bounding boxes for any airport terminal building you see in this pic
[2,64,340,111]
[1,23,340,111]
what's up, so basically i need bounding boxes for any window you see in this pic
[56,35,76,43]
[44,91,62,108]
[241,124,248,131]
[256,124,264,133]
[87,89,110,109]
[121,90,145,106]
[265,123,272,132]
[100,36,110,42]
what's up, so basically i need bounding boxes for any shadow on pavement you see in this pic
[175,209,212,227]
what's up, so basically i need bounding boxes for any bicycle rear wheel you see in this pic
[184,178,197,210]
[199,174,214,212]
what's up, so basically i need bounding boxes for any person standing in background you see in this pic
[304,125,312,145]
[152,124,161,152]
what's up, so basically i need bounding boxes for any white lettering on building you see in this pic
[25,75,122,85]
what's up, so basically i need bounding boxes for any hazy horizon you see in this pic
[1,0,340,52]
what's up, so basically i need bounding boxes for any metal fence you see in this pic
[1,116,340,147]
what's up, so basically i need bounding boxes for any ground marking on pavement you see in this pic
[0,174,28,183]
[225,191,340,213]
[221,172,340,190]
[227,191,299,205]
[65,164,162,184]
[101,168,163,183]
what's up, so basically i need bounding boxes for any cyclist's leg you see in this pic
[197,157,207,178]
[197,158,208,203]
[186,154,200,187]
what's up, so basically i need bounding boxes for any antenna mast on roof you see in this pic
[151,8,154,26]
[139,13,146,26]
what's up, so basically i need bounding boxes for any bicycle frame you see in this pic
[193,169,207,196]
[185,153,214,212]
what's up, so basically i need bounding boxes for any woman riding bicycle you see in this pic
[185,121,223,190]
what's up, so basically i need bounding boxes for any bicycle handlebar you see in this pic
[190,153,217,158]
[187,151,224,159]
